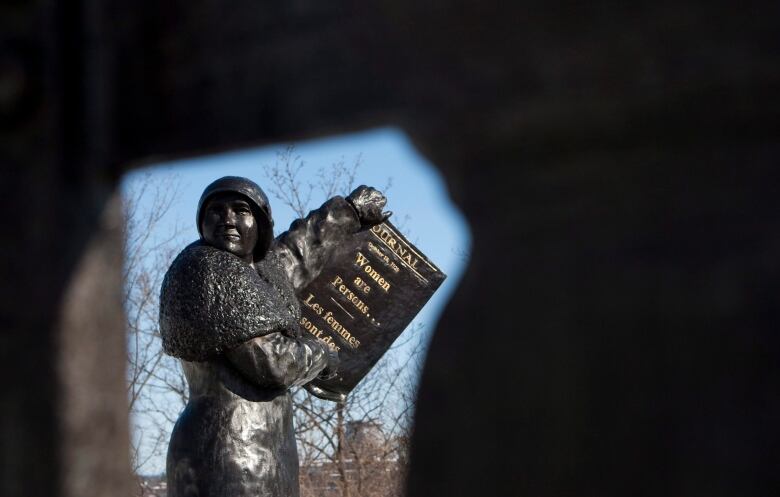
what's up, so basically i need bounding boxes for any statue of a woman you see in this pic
[159,176,387,497]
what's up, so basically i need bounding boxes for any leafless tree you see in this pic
[295,324,425,497]
[123,172,188,480]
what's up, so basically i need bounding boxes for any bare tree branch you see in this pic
[124,174,188,479]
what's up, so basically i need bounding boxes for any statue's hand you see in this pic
[346,185,391,225]
[317,347,339,380]
[282,323,303,339]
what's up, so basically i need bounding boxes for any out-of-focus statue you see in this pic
[159,176,387,497]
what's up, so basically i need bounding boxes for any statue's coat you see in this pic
[160,243,300,362]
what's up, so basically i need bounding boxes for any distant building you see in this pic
[300,421,405,497]
[137,475,167,497]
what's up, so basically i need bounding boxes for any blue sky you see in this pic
[122,126,471,473]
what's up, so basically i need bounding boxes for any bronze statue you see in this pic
[159,176,387,497]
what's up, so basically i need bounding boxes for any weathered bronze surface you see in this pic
[159,177,386,497]
[300,221,446,401]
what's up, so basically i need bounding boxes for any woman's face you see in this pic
[200,192,260,264]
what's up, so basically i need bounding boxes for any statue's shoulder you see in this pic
[167,241,244,277]
[172,241,224,264]
[255,249,293,287]
[162,242,257,307]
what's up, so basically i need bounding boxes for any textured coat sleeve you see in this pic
[271,196,362,292]
[225,333,330,389]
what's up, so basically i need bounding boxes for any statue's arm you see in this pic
[271,186,388,292]
[271,196,360,292]
[224,333,335,389]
